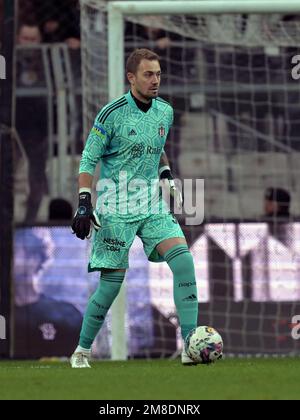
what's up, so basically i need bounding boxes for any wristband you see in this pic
[158,165,171,177]
[79,187,92,194]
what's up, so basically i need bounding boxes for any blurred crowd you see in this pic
[16,1,82,222]
[18,0,81,48]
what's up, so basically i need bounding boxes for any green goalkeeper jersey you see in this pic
[79,90,173,222]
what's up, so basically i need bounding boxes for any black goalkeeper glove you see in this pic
[71,192,101,240]
[159,166,183,210]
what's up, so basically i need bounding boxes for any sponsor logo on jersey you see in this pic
[103,238,126,247]
[104,237,126,253]
[130,143,145,158]
[129,129,137,136]
[146,146,162,155]
[130,144,162,158]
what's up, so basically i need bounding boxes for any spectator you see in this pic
[263,187,291,219]
[30,0,80,46]
[14,228,82,358]
[16,20,49,222]
[18,19,42,44]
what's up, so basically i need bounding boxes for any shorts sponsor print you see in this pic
[88,212,185,271]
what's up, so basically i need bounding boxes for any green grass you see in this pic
[0,358,299,400]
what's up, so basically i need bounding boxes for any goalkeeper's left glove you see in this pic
[159,165,183,210]
[71,190,101,240]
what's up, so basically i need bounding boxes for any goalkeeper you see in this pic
[70,49,198,367]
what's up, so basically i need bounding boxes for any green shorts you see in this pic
[88,212,185,271]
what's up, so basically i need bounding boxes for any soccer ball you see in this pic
[185,326,223,364]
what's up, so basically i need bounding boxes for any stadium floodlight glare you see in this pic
[80,0,300,360]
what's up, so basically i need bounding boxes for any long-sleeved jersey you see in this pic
[79,90,173,222]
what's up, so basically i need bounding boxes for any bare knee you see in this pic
[101,268,126,274]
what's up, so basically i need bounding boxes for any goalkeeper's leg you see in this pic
[140,214,198,364]
[158,240,198,365]
[70,269,126,368]
[162,243,198,340]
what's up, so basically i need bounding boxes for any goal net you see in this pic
[80,0,300,358]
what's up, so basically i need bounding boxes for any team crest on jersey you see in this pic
[158,126,165,137]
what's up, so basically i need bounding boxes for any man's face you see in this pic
[18,25,41,45]
[128,59,161,102]
[264,199,278,216]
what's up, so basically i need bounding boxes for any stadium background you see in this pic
[1,0,300,361]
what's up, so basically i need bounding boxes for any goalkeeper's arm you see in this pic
[71,172,101,240]
[159,151,183,209]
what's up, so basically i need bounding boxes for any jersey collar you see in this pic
[125,90,158,111]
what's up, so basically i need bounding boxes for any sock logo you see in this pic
[92,315,105,321]
[179,281,196,288]
[92,300,109,310]
[183,294,197,302]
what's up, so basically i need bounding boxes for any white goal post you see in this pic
[80,0,300,360]
[107,0,300,110]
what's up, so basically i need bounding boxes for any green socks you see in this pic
[163,244,198,340]
[79,245,198,349]
[79,271,125,349]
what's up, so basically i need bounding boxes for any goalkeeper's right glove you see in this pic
[71,191,101,240]
[159,166,183,210]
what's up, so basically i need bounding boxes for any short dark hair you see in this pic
[265,187,291,206]
[265,187,291,216]
[126,48,160,74]
[18,16,39,31]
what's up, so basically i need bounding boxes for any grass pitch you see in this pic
[0,358,299,400]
